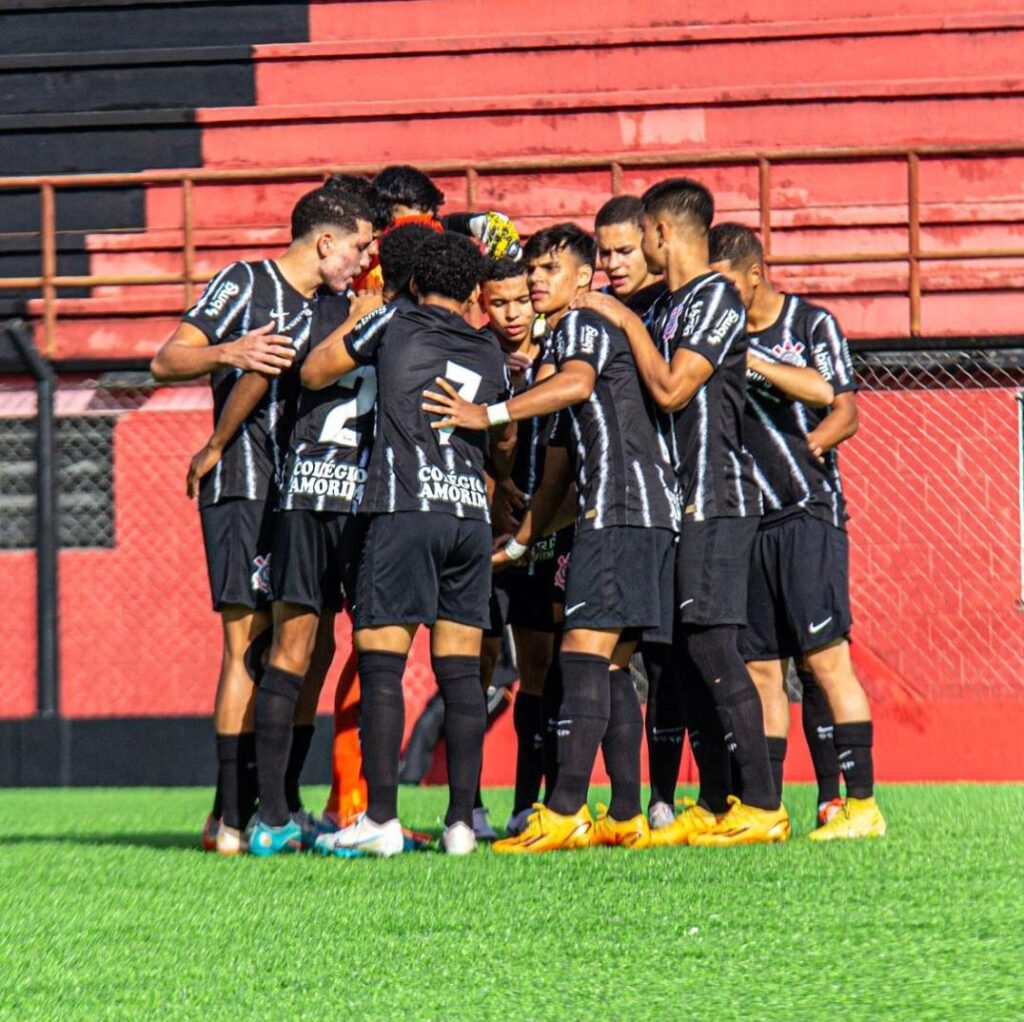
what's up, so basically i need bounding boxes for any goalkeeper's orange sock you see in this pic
[324,647,367,825]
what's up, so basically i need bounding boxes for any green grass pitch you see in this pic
[1,784,1022,1021]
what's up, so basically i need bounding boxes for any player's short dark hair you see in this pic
[323,173,391,231]
[708,222,765,269]
[595,195,645,231]
[290,185,372,242]
[413,231,485,302]
[379,222,437,296]
[641,178,714,233]
[372,165,445,215]
[523,222,596,268]
[485,256,528,283]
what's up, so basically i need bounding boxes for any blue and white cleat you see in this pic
[291,809,334,850]
[247,816,303,857]
[315,814,404,858]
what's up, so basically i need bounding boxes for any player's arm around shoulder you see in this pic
[300,292,385,390]
[747,349,835,407]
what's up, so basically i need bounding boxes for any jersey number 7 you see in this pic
[437,360,482,446]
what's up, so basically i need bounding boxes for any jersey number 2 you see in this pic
[318,368,377,447]
[437,360,482,446]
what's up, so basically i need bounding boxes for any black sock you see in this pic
[547,652,610,816]
[676,633,732,814]
[834,721,875,799]
[358,651,408,824]
[603,667,643,820]
[799,669,841,805]
[643,643,685,808]
[255,666,304,827]
[684,626,778,811]
[237,731,258,828]
[512,691,545,814]
[541,648,564,804]
[211,755,223,820]
[215,734,240,829]
[285,724,315,813]
[766,736,787,801]
[433,656,487,828]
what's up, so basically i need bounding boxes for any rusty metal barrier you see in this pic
[2,141,1024,354]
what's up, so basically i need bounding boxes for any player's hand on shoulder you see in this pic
[351,291,384,320]
[571,290,625,327]
[225,321,295,375]
[186,441,224,499]
[506,350,533,382]
[422,377,490,431]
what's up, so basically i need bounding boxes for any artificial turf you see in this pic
[0,784,1021,1021]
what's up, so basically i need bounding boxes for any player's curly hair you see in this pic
[290,185,372,241]
[708,222,765,269]
[522,222,596,268]
[379,223,437,297]
[485,255,528,283]
[642,178,714,233]
[373,165,445,216]
[412,231,485,302]
[595,195,645,230]
[323,173,391,231]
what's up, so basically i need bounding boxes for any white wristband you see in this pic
[504,538,529,561]
[486,402,511,426]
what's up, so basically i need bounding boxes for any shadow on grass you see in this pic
[0,831,199,851]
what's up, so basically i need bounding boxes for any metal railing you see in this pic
[2,141,1023,354]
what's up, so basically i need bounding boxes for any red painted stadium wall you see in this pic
[1,380,1021,781]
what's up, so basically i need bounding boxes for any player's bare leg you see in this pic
[803,639,886,840]
[211,605,269,853]
[746,658,791,801]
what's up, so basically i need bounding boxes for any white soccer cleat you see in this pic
[648,801,677,830]
[441,821,478,856]
[505,807,534,836]
[315,814,404,858]
[472,806,499,841]
[215,822,246,857]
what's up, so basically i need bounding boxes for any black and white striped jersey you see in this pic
[279,291,390,515]
[546,308,678,533]
[744,294,858,529]
[508,338,552,499]
[183,260,323,509]
[652,271,761,523]
[347,304,510,522]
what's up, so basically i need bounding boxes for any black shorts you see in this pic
[562,526,675,645]
[739,512,852,661]
[676,516,759,628]
[485,557,559,638]
[355,512,492,630]
[269,509,366,613]
[200,498,276,611]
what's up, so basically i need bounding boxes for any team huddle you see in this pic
[151,165,886,858]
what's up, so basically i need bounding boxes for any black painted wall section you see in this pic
[0,714,335,787]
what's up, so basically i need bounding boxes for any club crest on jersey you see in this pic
[661,304,685,345]
[250,554,272,595]
[770,337,806,366]
[708,308,740,346]
[203,280,240,317]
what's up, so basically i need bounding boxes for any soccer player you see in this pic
[311,231,514,857]
[708,222,886,840]
[151,185,372,854]
[596,195,684,828]
[478,256,565,835]
[577,179,789,846]
[423,223,679,853]
[595,195,667,315]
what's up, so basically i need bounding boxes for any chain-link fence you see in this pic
[0,346,1021,751]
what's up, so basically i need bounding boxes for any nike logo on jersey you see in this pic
[679,598,695,610]
[565,602,587,616]
[808,617,833,634]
